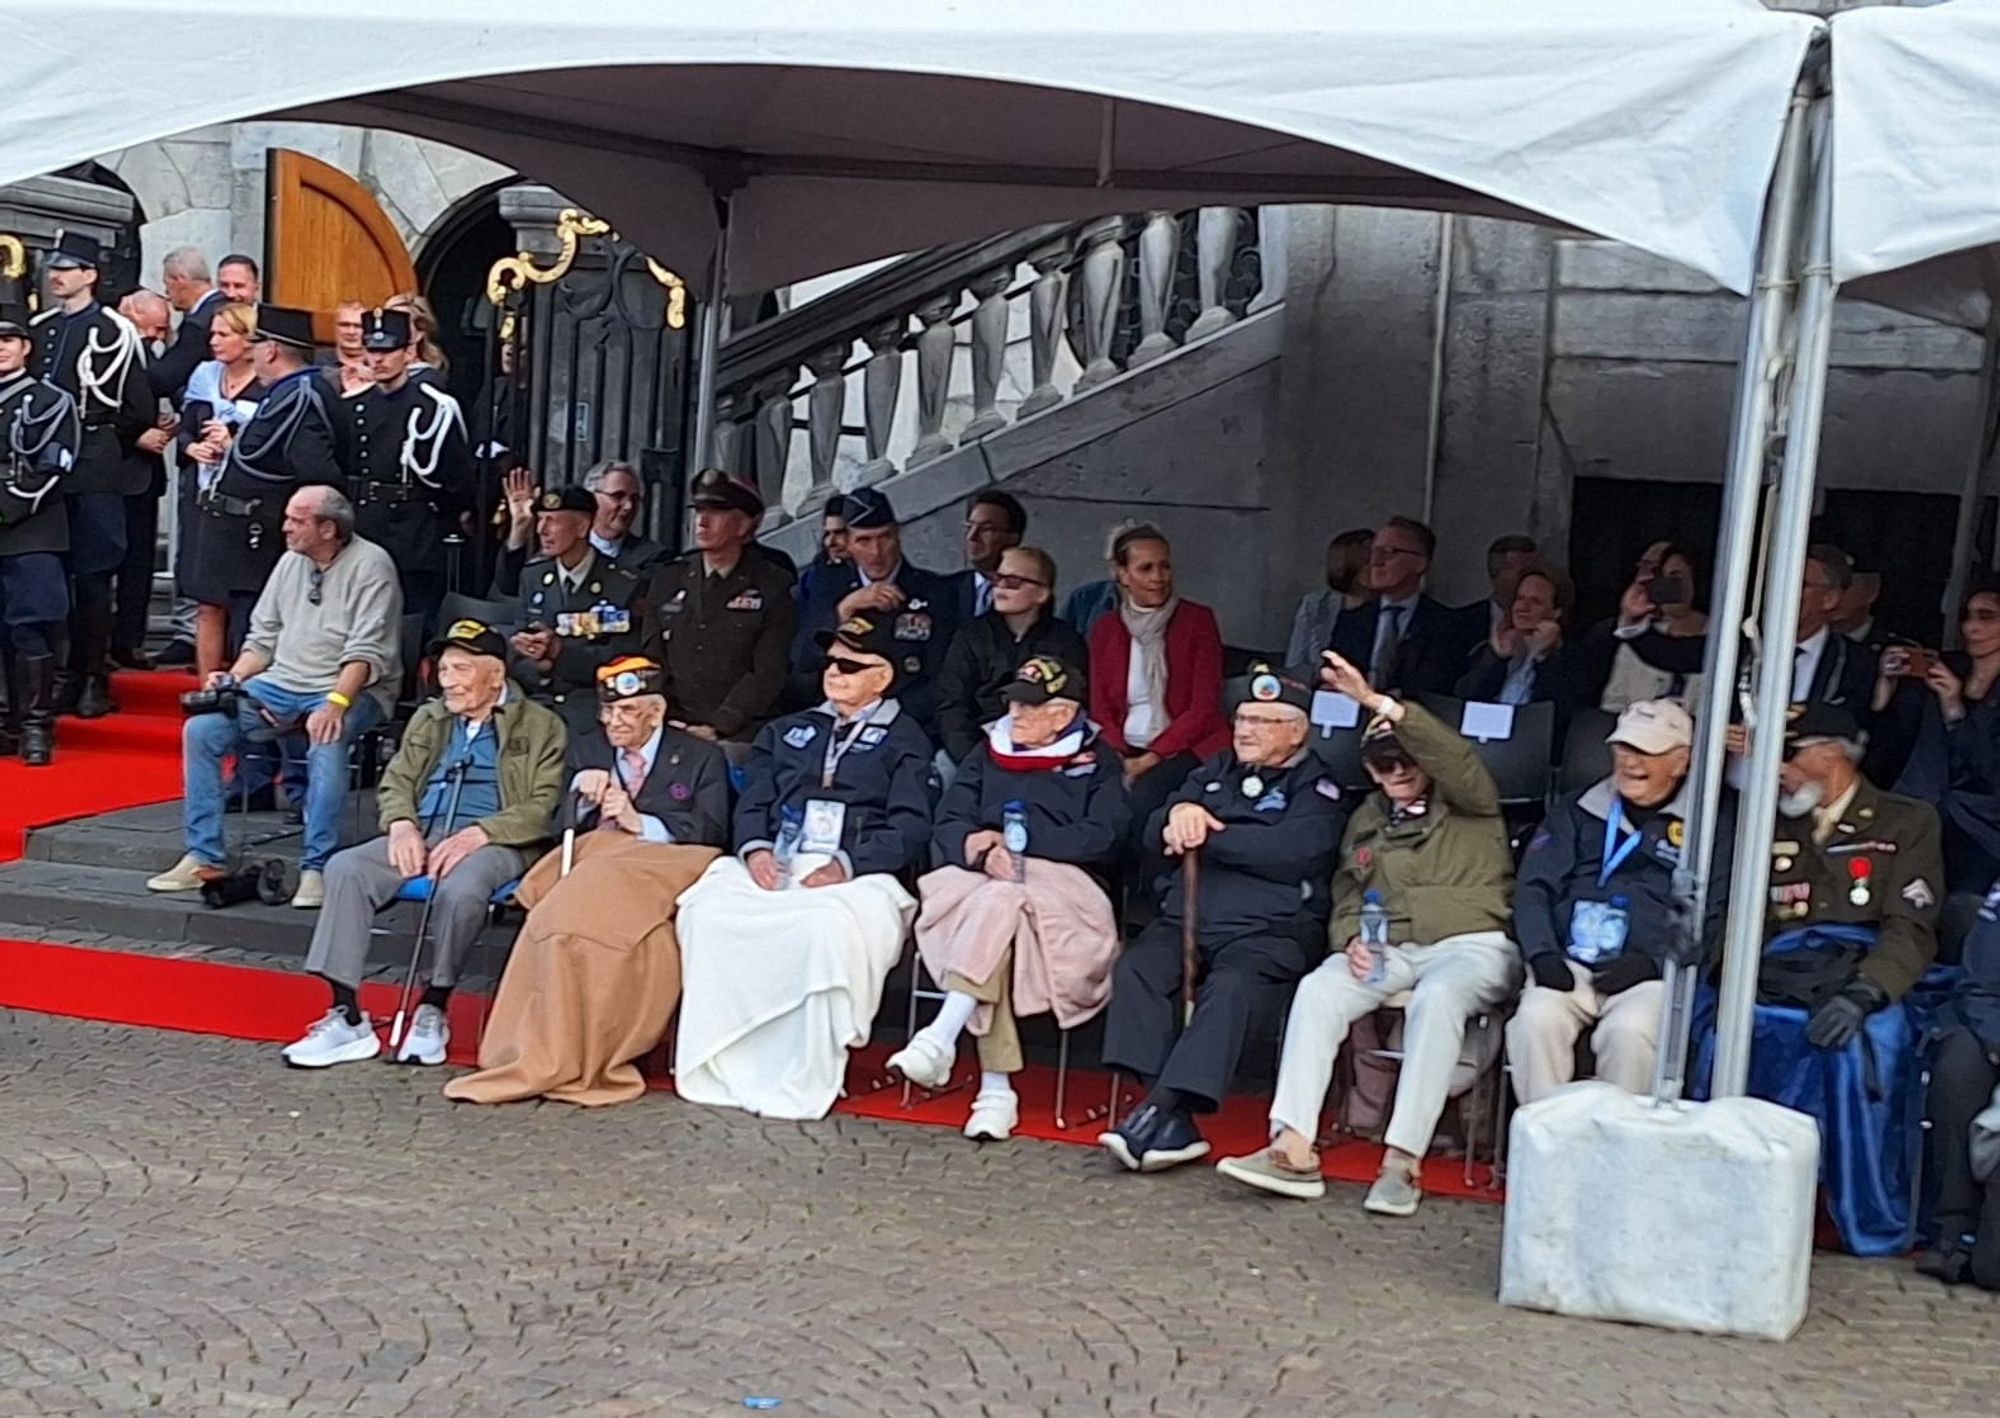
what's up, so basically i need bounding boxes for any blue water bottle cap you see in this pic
[1611,894,1630,908]
[1364,889,1382,904]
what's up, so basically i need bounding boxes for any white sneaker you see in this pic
[290,869,325,910]
[886,1030,955,1089]
[283,1009,381,1068]
[147,852,219,893]
[963,1088,1019,1142]
[395,1003,449,1066]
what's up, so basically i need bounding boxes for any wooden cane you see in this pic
[1180,848,1202,1027]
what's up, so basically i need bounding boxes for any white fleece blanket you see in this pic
[673,854,915,1120]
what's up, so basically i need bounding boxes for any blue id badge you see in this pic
[1567,900,1624,965]
[801,799,847,856]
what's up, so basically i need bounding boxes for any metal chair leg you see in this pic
[1054,1029,1071,1130]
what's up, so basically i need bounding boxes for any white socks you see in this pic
[924,990,978,1047]
[979,1070,1014,1098]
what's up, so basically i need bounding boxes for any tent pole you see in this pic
[690,194,733,474]
[1653,75,1817,1104]
[1941,306,2000,649]
[1711,94,1838,1101]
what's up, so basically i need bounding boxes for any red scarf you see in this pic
[984,717,1090,773]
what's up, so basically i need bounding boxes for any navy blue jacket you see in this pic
[1951,883,2000,1049]
[792,558,961,738]
[935,732,1129,871]
[734,698,938,878]
[1148,750,1349,943]
[1515,777,1736,973]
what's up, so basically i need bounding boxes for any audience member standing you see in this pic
[1088,522,1227,858]
[112,289,176,670]
[216,254,261,305]
[30,233,154,720]
[326,300,374,399]
[151,248,227,403]
[176,302,268,674]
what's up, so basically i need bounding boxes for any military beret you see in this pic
[596,655,665,704]
[1225,662,1313,716]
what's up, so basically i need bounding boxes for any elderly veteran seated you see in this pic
[1711,700,1943,1255]
[1507,699,1734,1103]
[674,613,939,1120]
[1098,665,1349,1173]
[282,620,566,1070]
[892,656,1130,1142]
[445,656,731,1107]
[1216,651,1517,1216]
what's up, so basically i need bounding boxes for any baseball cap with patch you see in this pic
[428,618,507,662]
[1003,655,1085,706]
[1359,711,1407,764]
[596,655,665,703]
[815,613,899,665]
[1607,698,1693,755]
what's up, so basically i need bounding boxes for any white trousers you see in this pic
[1504,960,1665,1105]
[1269,930,1521,1159]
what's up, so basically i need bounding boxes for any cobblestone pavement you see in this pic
[2,1013,1997,1417]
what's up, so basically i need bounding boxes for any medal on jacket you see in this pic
[1847,857,1871,908]
[1241,773,1265,798]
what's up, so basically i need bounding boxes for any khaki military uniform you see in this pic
[640,551,797,740]
[1764,778,1943,1001]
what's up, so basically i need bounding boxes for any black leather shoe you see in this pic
[153,640,196,668]
[74,673,115,719]
[1917,1240,1972,1285]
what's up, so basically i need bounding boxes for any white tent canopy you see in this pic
[0,0,1816,296]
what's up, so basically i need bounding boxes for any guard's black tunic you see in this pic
[191,366,344,597]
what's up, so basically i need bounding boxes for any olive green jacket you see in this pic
[377,686,567,847]
[1328,701,1514,949]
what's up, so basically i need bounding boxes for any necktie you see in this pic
[1372,606,1406,689]
[619,748,648,800]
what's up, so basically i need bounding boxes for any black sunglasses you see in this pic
[307,565,325,606]
[1365,751,1416,775]
[825,655,876,676]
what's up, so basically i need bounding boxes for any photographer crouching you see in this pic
[147,486,403,907]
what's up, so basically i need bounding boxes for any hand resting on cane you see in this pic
[1163,802,1225,856]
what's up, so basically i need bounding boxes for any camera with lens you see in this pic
[179,677,243,717]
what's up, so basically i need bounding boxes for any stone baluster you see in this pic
[709,388,745,477]
[1018,236,1072,418]
[1130,209,1181,366]
[1186,207,1242,341]
[806,341,851,500]
[750,369,797,517]
[1248,205,1285,314]
[911,292,960,463]
[961,266,1015,442]
[1073,216,1126,393]
[855,316,906,487]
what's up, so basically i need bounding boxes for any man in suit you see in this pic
[1323,515,1469,697]
[564,655,731,844]
[499,484,647,739]
[149,247,228,404]
[1456,533,1538,644]
[584,459,667,574]
[792,485,959,741]
[954,488,1025,622]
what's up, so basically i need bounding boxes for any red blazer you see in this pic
[1089,600,1229,761]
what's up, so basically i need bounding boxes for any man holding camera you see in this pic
[148,486,403,908]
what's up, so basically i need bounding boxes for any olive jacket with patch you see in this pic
[377,687,567,848]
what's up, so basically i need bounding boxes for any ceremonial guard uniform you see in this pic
[512,486,647,738]
[340,309,471,627]
[641,469,797,741]
[30,233,153,718]
[187,306,342,609]
[1100,670,1349,1138]
[0,306,79,763]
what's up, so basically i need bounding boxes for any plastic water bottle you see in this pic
[1600,894,1631,961]
[1360,889,1390,984]
[1002,800,1029,883]
[773,804,804,886]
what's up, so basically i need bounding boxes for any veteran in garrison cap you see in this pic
[640,468,797,750]
[501,483,646,740]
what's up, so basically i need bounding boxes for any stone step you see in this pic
[27,796,384,873]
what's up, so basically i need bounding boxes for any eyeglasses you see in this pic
[992,572,1047,591]
[1370,546,1424,564]
[1233,713,1294,729]
[825,655,877,675]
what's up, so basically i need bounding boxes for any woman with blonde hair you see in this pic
[176,301,267,672]
[384,292,448,386]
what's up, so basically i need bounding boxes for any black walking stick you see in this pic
[1180,848,1202,1028]
[388,760,468,1054]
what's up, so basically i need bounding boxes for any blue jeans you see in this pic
[182,679,384,872]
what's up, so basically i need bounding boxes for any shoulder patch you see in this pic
[1902,877,1936,911]
[1314,779,1342,800]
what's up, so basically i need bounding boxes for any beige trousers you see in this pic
[1505,959,1666,1105]
[946,945,1020,1074]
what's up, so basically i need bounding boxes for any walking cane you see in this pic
[388,760,468,1053]
[1180,848,1202,1028]
[559,787,582,879]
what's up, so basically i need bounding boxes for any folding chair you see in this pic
[1330,991,1511,1189]
[376,874,524,1051]
[1557,706,1618,797]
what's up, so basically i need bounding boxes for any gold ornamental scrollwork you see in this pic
[0,234,26,281]
[484,207,686,337]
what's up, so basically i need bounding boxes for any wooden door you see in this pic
[265,149,417,344]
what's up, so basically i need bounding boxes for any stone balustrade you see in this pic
[709,205,1271,523]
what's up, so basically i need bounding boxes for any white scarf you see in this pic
[1119,595,1178,723]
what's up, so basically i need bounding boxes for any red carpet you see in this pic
[0,670,193,860]
[0,934,1500,1202]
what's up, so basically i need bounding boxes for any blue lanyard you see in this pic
[1599,799,1643,889]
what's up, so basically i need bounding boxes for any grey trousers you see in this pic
[303,833,528,990]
